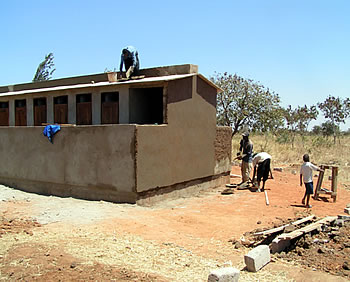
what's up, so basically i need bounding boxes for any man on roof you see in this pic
[119,46,140,79]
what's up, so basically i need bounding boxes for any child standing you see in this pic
[300,154,323,208]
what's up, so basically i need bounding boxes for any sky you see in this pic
[1,0,349,129]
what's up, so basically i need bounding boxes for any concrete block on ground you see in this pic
[244,245,271,272]
[270,238,290,254]
[208,267,240,282]
[344,208,350,215]
[338,214,350,221]
[335,219,345,227]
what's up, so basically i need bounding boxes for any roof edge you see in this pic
[0,64,198,94]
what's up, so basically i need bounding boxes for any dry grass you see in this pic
[232,133,350,185]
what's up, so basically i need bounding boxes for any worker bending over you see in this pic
[119,46,140,79]
[252,152,272,192]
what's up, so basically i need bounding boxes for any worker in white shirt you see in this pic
[300,154,323,208]
[252,152,272,192]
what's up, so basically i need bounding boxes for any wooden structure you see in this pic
[314,165,338,202]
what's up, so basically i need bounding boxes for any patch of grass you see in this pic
[232,133,350,184]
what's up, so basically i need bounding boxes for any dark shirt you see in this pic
[119,46,139,72]
[240,139,253,163]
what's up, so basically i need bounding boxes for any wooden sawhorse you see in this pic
[314,165,338,202]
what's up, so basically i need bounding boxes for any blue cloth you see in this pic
[43,125,61,143]
[120,46,139,72]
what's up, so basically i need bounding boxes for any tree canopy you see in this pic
[317,95,350,143]
[33,53,56,82]
[211,72,282,136]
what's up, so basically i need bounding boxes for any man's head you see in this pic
[242,132,249,140]
[303,154,310,162]
[122,49,129,59]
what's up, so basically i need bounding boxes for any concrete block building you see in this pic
[0,64,232,204]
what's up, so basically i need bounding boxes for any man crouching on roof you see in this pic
[119,46,140,79]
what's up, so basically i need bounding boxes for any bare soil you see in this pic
[1,166,350,281]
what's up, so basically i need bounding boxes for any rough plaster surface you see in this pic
[135,76,217,192]
[215,126,232,162]
[0,125,136,202]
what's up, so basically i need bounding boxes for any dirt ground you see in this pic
[1,165,350,281]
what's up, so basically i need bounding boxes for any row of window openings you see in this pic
[0,93,119,126]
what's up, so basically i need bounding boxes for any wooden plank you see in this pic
[332,166,338,202]
[278,216,336,240]
[225,184,237,188]
[254,215,316,236]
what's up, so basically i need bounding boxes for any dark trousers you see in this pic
[257,159,271,182]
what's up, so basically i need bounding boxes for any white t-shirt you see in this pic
[252,152,271,167]
[300,162,319,183]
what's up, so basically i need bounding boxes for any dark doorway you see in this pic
[129,87,163,124]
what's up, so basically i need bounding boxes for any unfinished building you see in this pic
[0,64,232,204]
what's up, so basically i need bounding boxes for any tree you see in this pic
[312,125,322,135]
[321,121,340,138]
[211,72,282,136]
[296,105,318,134]
[318,95,350,143]
[283,105,318,147]
[283,105,299,147]
[33,53,56,82]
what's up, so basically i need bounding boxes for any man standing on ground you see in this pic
[119,46,140,79]
[252,152,272,192]
[300,154,323,208]
[238,132,253,185]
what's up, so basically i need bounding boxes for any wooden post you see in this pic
[314,165,325,200]
[331,166,338,202]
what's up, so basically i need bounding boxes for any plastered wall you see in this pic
[135,76,219,192]
[0,125,137,202]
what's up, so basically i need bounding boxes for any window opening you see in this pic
[129,87,163,124]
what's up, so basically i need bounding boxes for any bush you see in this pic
[276,130,291,144]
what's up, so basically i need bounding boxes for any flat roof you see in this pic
[0,73,221,98]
